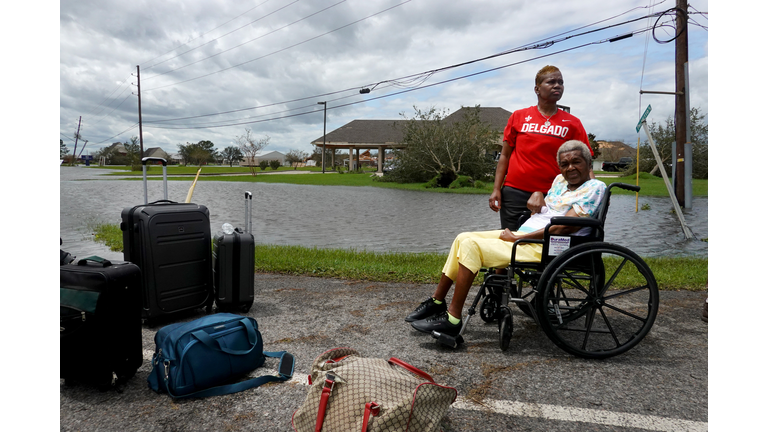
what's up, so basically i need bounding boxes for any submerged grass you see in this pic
[92,223,707,290]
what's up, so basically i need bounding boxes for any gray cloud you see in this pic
[59,0,709,156]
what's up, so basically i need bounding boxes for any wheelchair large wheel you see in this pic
[536,242,658,359]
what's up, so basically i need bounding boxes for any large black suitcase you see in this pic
[212,191,255,312]
[60,256,143,390]
[120,157,213,322]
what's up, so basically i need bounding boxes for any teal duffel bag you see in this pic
[148,313,294,399]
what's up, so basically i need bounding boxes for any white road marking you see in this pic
[452,398,708,432]
[143,351,706,432]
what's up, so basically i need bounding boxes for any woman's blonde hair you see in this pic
[535,65,561,85]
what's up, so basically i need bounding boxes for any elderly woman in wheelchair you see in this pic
[406,140,658,359]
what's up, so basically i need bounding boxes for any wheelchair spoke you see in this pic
[580,305,598,350]
[603,285,650,302]
[597,305,622,347]
[600,256,628,296]
[601,301,649,323]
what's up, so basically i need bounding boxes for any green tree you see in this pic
[587,133,601,161]
[386,105,498,184]
[285,149,309,169]
[637,107,708,179]
[124,136,141,171]
[221,146,244,167]
[177,140,218,166]
[235,129,270,176]
[60,139,69,159]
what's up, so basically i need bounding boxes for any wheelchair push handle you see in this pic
[609,182,640,193]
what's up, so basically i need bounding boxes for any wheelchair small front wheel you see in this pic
[479,295,500,323]
[536,242,659,359]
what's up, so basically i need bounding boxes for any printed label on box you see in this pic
[548,236,571,256]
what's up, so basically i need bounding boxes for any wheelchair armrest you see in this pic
[609,182,640,193]
[510,238,544,261]
[548,216,602,228]
[545,217,604,240]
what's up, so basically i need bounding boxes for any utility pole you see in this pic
[318,101,327,173]
[136,65,145,158]
[71,116,82,166]
[674,0,689,208]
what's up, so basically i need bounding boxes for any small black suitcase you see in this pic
[60,256,143,390]
[212,191,255,312]
[120,157,213,322]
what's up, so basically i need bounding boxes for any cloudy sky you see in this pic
[58,0,709,158]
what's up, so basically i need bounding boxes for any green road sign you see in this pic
[636,105,652,133]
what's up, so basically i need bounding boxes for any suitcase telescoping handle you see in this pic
[142,157,168,204]
[244,191,253,234]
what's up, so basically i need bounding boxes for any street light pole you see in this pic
[317,101,326,173]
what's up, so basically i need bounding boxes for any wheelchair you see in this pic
[432,183,659,359]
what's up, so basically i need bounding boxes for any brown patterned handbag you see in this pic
[292,348,457,432]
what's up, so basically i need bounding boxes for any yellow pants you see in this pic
[441,230,542,281]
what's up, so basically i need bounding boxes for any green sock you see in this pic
[432,298,443,305]
[447,312,461,325]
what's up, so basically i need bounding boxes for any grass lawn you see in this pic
[86,166,707,197]
[92,223,707,290]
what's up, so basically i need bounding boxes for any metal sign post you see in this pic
[638,107,694,240]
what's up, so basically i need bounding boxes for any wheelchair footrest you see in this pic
[431,331,463,349]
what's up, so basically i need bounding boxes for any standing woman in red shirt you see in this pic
[490,65,594,230]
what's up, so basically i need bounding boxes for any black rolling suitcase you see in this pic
[120,157,213,322]
[60,256,143,390]
[212,191,255,312]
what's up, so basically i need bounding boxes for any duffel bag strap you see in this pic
[164,351,294,399]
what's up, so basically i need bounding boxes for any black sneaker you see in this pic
[405,298,447,322]
[411,311,461,336]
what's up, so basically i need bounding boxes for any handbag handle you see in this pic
[388,357,434,383]
[77,256,112,267]
[191,318,258,356]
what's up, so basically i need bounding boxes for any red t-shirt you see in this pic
[503,106,592,193]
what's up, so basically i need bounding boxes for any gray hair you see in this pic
[557,140,592,167]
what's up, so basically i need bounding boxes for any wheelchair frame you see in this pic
[431,183,659,359]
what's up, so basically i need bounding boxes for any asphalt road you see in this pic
[59,273,708,431]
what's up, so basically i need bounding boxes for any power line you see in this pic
[143,7,671,129]
[143,0,305,74]
[139,0,275,70]
[145,25,661,130]
[143,0,413,92]
[85,5,702,140]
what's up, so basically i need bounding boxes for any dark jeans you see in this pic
[499,186,533,231]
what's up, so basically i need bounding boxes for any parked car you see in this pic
[602,157,633,172]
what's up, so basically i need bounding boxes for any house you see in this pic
[594,140,636,171]
[241,151,286,166]
[104,142,128,155]
[311,106,513,173]
[143,147,171,162]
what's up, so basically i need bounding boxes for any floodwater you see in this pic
[59,167,708,261]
